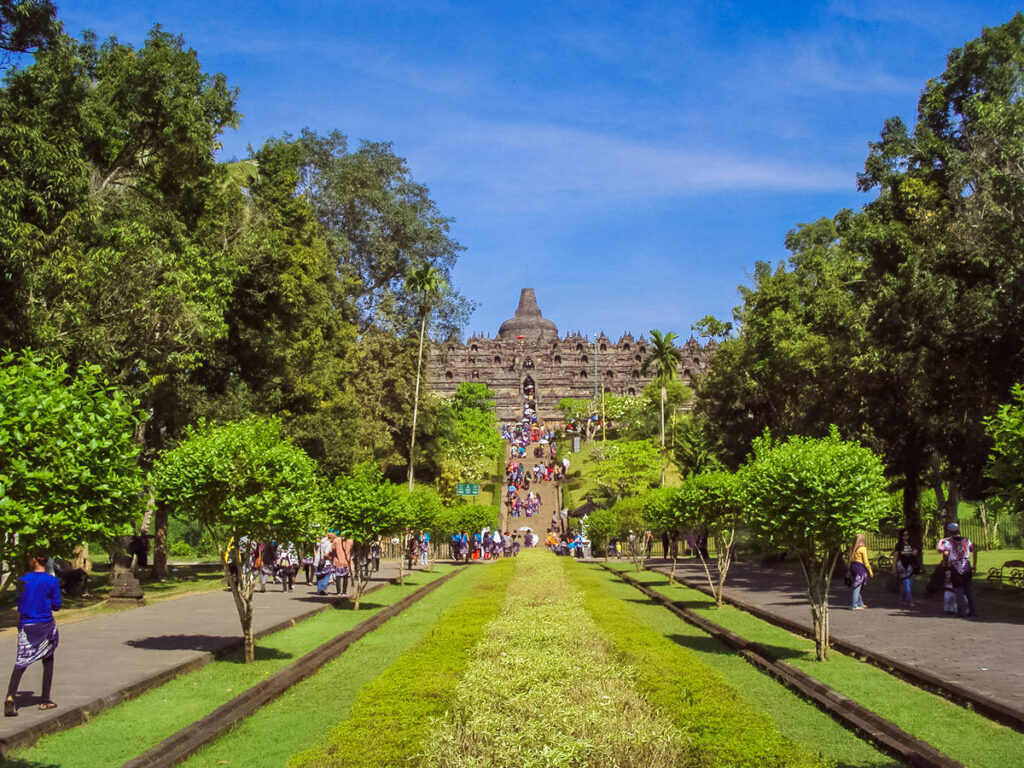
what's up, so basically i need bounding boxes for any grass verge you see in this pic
[288,558,516,768]
[424,551,685,767]
[624,565,1024,768]
[565,561,835,768]
[7,567,456,768]
[179,563,494,767]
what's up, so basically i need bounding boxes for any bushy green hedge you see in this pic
[566,562,826,768]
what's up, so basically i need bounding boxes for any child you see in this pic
[943,566,957,615]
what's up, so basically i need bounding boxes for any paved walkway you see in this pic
[0,558,423,748]
[646,557,1024,718]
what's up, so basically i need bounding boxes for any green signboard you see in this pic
[456,483,480,496]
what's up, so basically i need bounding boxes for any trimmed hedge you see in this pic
[566,561,827,768]
[288,558,516,767]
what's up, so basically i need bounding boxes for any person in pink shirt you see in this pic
[330,532,353,596]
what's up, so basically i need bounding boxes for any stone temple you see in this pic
[428,288,716,422]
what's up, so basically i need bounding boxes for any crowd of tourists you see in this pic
[847,522,978,617]
[449,527,539,561]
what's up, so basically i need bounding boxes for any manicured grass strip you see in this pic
[425,551,685,767]
[567,561,894,768]
[626,566,1024,768]
[611,566,961,768]
[654,565,1024,732]
[124,568,464,768]
[178,564,492,768]
[8,568,455,768]
[289,558,517,768]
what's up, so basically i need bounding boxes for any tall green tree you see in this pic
[696,214,869,469]
[641,329,683,485]
[0,0,57,60]
[594,440,661,500]
[854,14,1024,542]
[405,261,445,489]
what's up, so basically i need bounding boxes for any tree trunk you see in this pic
[810,596,829,661]
[242,603,255,663]
[714,528,736,606]
[801,554,836,661]
[660,386,666,486]
[71,543,91,572]
[225,548,257,664]
[696,548,716,600]
[152,502,168,580]
[979,501,991,550]
[408,313,427,491]
[351,543,369,611]
[902,451,923,555]
[669,532,677,580]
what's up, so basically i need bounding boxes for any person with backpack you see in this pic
[937,522,977,617]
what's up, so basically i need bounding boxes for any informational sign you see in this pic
[572,436,581,453]
[456,483,480,496]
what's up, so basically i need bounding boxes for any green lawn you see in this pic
[289,559,516,767]
[615,564,1024,768]
[8,567,459,768]
[572,562,893,768]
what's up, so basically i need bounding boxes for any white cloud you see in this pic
[413,120,851,211]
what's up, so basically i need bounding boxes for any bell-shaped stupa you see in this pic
[497,288,559,340]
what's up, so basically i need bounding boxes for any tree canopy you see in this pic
[742,428,890,659]
[0,350,143,588]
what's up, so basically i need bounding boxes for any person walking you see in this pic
[331,533,353,596]
[892,528,918,608]
[937,522,977,617]
[5,553,61,716]
[314,532,332,595]
[848,533,874,610]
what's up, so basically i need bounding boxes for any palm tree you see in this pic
[641,329,683,486]
[406,262,445,490]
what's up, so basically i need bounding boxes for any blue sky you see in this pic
[54,0,1023,341]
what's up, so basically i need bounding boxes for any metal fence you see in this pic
[866,517,1023,553]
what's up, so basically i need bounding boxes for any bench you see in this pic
[986,560,1024,589]
[872,552,893,570]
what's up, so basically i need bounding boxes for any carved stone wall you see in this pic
[428,289,716,422]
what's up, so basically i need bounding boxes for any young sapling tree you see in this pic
[154,417,320,662]
[742,428,889,660]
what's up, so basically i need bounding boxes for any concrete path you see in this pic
[0,558,424,749]
[646,557,1024,719]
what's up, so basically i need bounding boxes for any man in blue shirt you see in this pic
[5,553,62,716]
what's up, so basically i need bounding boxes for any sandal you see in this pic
[4,697,16,717]
[38,701,57,711]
